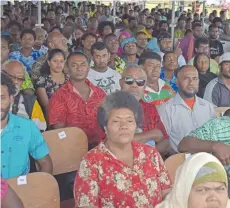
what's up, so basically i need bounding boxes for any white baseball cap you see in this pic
[219,52,230,64]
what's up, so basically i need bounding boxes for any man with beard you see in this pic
[1,72,52,180]
[87,42,121,95]
[204,53,230,107]
[141,16,155,40]
[157,32,186,67]
[158,65,216,152]
[209,24,224,61]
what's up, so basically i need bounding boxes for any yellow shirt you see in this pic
[141,28,153,39]
[174,29,186,39]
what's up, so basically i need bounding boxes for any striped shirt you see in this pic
[143,79,176,108]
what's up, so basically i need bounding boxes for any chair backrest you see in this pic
[165,153,191,184]
[215,107,230,117]
[42,127,88,175]
[7,172,60,208]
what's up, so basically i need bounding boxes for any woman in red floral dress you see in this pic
[74,91,171,208]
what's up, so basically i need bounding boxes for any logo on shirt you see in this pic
[143,94,153,102]
[96,76,116,94]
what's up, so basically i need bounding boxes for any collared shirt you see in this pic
[204,77,230,107]
[140,100,169,139]
[121,55,139,67]
[48,80,106,147]
[74,141,171,208]
[157,51,186,68]
[143,79,176,108]
[158,94,216,152]
[188,116,230,174]
[1,113,49,180]
[160,69,178,92]
[9,50,43,73]
[188,57,219,75]
[87,67,121,95]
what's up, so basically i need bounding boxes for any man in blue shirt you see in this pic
[1,73,53,180]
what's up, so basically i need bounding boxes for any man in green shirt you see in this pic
[178,109,230,169]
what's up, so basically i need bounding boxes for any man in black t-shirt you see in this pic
[209,24,224,60]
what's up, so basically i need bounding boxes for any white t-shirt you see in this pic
[87,67,121,95]
[158,51,186,68]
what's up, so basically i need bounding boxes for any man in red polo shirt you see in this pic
[120,65,171,157]
[48,52,106,150]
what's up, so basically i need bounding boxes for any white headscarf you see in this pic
[156,152,230,208]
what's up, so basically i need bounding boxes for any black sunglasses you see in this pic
[124,77,146,87]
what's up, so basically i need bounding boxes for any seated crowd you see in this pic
[1,1,230,208]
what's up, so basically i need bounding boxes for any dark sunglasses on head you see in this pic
[124,77,146,87]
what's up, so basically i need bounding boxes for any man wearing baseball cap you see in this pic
[120,37,139,66]
[204,52,230,107]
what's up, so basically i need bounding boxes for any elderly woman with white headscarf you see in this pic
[156,152,230,208]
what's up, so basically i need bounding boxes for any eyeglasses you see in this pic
[123,77,146,87]
[3,70,25,82]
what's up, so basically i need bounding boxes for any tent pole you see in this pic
[38,0,42,27]
[113,0,116,25]
[171,0,176,49]
[202,0,205,28]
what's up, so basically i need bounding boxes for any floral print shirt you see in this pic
[35,74,68,99]
[74,142,171,208]
[9,49,43,73]
[109,56,126,74]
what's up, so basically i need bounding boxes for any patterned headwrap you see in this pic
[193,162,228,186]
[121,37,137,49]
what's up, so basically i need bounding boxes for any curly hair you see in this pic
[98,21,115,36]
[97,91,143,129]
[1,72,16,96]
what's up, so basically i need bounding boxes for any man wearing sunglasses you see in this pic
[3,60,46,132]
[120,65,171,157]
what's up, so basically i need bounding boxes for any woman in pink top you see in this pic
[1,178,24,208]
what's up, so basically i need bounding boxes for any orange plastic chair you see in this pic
[7,172,60,208]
